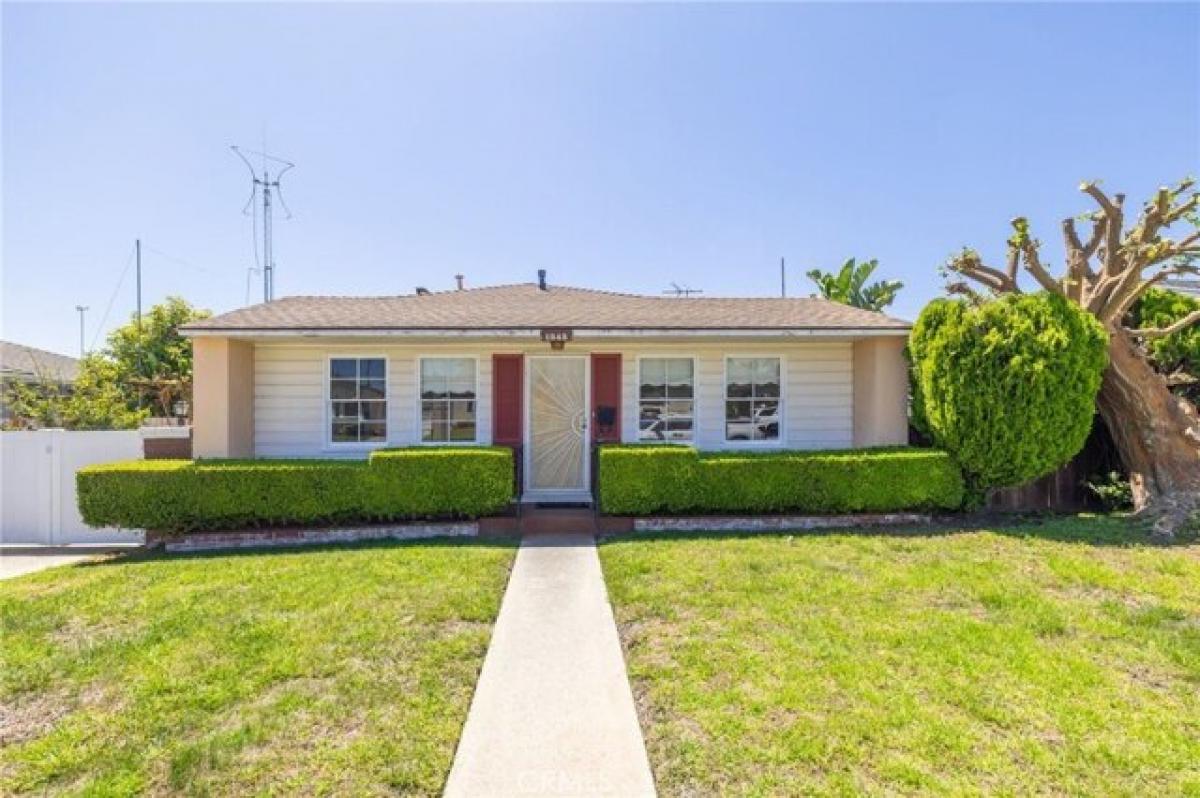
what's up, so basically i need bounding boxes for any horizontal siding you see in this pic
[252,340,854,457]
[252,347,323,457]
[787,344,852,449]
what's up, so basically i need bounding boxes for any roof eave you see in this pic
[182,325,911,338]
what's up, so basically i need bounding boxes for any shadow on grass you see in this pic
[77,533,520,568]
[600,513,1192,549]
[71,513,1191,570]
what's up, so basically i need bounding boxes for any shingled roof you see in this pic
[0,341,80,382]
[183,283,910,334]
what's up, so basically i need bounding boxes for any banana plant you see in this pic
[806,257,903,311]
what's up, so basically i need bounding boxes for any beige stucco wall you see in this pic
[192,337,254,459]
[852,337,909,447]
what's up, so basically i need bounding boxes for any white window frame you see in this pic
[722,354,786,447]
[634,354,698,444]
[415,354,481,446]
[324,354,390,451]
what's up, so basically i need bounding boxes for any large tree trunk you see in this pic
[1095,328,1200,537]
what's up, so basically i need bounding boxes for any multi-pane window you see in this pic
[725,357,781,442]
[421,358,477,442]
[638,358,694,441]
[329,357,387,443]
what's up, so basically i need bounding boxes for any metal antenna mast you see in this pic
[662,282,704,297]
[231,145,295,303]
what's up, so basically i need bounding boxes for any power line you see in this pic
[142,244,215,275]
[90,243,138,351]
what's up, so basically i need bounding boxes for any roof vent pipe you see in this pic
[537,269,547,290]
[454,274,465,291]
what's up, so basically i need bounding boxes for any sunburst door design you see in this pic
[527,357,587,492]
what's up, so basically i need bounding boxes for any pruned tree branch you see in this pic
[1163,191,1199,226]
[948,179,1198,330]
[945,281,986,303]
[1081,219,1105,259]
[1061,217,1099,302]
[1173,229,1200,253]
[1082,183,1127,279]
[1009,218,1061,295]
[1128,307,1200,339]
[946,249,1020,294]
[1111,263,1200,321]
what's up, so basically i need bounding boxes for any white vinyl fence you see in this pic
[1,430,144,545]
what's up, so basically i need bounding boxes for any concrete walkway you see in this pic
[0,546,130,580]
[445,532,656,797]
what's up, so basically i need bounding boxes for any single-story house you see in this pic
[181,275,911,504]
[0,340,80,426]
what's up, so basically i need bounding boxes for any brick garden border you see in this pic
[152,522,476,553]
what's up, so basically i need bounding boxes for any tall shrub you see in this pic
[908,292,1108,490]
[1131,287,1200,407]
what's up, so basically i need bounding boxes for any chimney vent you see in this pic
[454,274,465,291]
[415,287,430,296]
[537,269,547,291]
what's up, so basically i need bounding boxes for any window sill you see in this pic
[323,442,390,453]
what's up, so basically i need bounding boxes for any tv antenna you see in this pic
[662,282,704,297]
[231,145,295,302]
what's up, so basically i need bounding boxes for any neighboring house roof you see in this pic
[183,283,911,335]
[1165,279,1200,297]
[0,341,80,383]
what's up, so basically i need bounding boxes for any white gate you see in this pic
[0,430,144,545]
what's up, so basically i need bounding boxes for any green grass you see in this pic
[0,540,515,796]
[599,516,1200,797]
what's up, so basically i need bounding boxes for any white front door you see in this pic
[525,356,590,502]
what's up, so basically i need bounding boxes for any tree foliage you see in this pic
[1131,287,1200,406]
[2,297,209,430]
[806,258,903,311]
[909,293,1108,491]
[942,178,1200,537]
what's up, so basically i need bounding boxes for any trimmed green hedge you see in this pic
[77,447,514,534]
[597,445,964,515]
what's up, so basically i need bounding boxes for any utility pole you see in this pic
[135,238,144,392]
[135,238,142,333]
[74,305,88,358]
[231,145,295,303]
[780,257,787,297]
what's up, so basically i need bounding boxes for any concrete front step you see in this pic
[520,507,597,535]
[480,506,632,537]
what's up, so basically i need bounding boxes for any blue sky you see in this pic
[4,2,1197,357]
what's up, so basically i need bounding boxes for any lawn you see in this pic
[600,516,1200,797]
[0,540,515,796]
